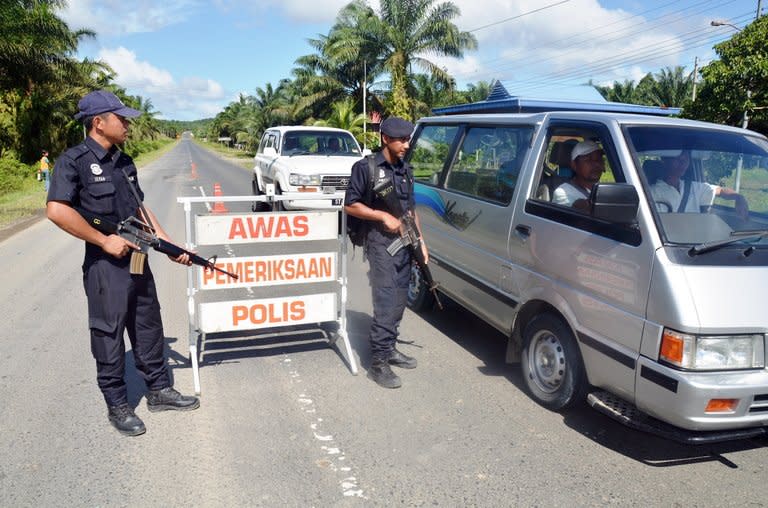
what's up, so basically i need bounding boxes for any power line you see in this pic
[467,0,571,33]
[504,10,755,91]
[453,0,750,88]
[467,2,748,83]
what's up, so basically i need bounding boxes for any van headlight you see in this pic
[289,174,321,186]
[659,328,765,370]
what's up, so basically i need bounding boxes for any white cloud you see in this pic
[431,0,701,87]
[212,0,352,24]
[99,47,175,91]
[97,47,226,120]
[59,0,198,34]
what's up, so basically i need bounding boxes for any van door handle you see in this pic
[514,224,531,239]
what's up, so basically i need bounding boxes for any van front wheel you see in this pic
[521,314,586,411]
[407,263,434,311]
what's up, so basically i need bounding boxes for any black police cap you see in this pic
[380,117,414,138]
[74,90,142,121]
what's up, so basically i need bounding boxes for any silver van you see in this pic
[406,111,768,443]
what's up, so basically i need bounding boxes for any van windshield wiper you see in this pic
[689,230,768,256]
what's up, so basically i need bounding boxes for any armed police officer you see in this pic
[47,90,200,436]
[344,117,428,389]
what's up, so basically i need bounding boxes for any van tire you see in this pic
[521,313,587,411]
[407,263,435,311]
[251,177,270,212]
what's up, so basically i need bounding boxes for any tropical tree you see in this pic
[685,15,768,133]
[0,0,113,161]
[463,81,493,104]
[645,66,693,108]
[313,98,366,136]
[319,0,477,119]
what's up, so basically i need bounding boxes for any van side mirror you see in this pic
[589,183,639,224]
[263,146,277,157]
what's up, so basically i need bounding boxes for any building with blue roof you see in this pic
[432,80,681,117]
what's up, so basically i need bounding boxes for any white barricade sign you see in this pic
[177,192,355,394]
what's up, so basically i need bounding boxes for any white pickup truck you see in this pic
[252,126,363,211]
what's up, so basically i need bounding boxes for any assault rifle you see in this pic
[78,208,238,279]
[373,178,443,310]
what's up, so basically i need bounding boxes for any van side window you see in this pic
[445,126,533,205]
[535,130,616,208]
[410,125,459,185]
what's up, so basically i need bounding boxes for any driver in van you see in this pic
[552,140,605,210]
[649,150,748,219]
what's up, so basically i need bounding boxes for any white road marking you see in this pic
[281,355,366,499]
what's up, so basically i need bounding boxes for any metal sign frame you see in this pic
[176,191,356,394]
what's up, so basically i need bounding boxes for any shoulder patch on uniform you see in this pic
[67,144,90,159]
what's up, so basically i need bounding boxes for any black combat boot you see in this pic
[368,358,402,388]
[108,404,146,436]
[146,387,200,412]
[388,348,417,369]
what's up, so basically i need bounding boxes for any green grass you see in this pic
[0,177,47,229]
[0,139,179,231]
[193,138,254,170]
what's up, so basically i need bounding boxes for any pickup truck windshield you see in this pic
[281,130,361,157]
[626,125,768,247]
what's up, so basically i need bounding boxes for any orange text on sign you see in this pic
[228,215,309,240]
[203,256,333,286]
[232,301,306,326]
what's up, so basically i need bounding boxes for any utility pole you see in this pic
[362,61,367,152]
[691,56,699,102]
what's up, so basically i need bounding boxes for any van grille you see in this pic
[322,176,350,190]
[749,394,768,413]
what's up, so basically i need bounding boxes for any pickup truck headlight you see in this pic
[289,174,321,186]
[659,328,765,370]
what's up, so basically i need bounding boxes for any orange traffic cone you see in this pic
[190,162,198,180]
[212,183,228,213]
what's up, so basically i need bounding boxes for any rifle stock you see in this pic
[77,208,239,280]
[373,179,443,310]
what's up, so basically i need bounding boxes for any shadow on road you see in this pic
[408,297,768,466]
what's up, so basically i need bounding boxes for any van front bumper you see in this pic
[634,356,768,433]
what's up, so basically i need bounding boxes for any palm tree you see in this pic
[0,0,96,92]
[321,0,477,119]
[313,99,366,137]
[646,66,692,108]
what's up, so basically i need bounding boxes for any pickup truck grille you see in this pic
[749,393,768,413]
[322,175,351,190]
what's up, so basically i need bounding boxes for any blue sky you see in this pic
[58,0,760,121]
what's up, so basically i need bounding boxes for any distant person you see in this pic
[552,140,605,210]
[650,150,748,219]
[46,90,200,437]
[39,150,50,192]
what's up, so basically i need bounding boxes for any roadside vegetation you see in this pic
[1,1,766,231]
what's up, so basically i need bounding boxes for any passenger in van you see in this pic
[551,140,605,211]
[649,150,748,219]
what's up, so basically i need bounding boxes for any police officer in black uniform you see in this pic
[47,90,199,436]
[344,117,428,388]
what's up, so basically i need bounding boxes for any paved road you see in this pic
[1,140,766,507]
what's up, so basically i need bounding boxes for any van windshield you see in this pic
[626,125,768,247]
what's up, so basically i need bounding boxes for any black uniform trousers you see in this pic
[83,257,170,406]
[365,232,412,361]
